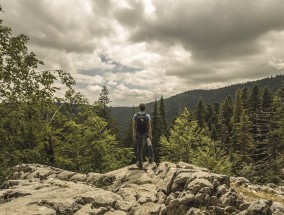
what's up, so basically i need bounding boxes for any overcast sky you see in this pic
[1,0,284,106]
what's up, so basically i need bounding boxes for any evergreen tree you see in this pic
[56,115,133,173]
[251,87,276,183]
[217,97,233,150]
[152,100,161,162]
[249,85,261,112]
[230,89,254,169]
[194,99,206,129]
[205,103,213,131]
[160,108,232,175]
[210,103,219,141]
[241,87,249,111]
[232,90,242,124]
[121,106,136,148]
[261,87,273,110]
[231,110,254,172]
[159,96,168,136]
[271,83,284,181]
[95,86,111,122]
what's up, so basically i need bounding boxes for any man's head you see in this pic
[139,103,146,112]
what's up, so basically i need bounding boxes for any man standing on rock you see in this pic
[132,103,154,168]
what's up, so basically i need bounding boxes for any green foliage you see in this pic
[160,108,232,175]
[192,141,233,175]
[94,86,111,121]
[194,99,206,129]
[158,96,168,137]
[56,116,133,173]
[0,7,133,186]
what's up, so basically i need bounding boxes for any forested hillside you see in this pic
[112,75,284,130]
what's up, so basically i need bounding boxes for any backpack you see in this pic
[136,113,148,134]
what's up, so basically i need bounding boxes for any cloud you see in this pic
[117,0,284,61]
[1,0,284,106]
[1,0,113,53]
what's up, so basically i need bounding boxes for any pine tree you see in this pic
[217,97,233,150]
[232,90,242,124]
[160,108,232,175]
[95,86,111,122]
[121,106,136,148]
[271,83,284,179]
[210,103,219,141]
[241,87,249,111]
[249,85,262,142]
[194,99,206,129]
[159,96,168,136]
[252,87,275,183]
[231,110,254,171]
[261,87,273,110]
[230,90,245,160]
[249,85,261,113]
[152,100,161,162]
[205,103,213,131]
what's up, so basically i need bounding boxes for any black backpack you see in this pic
[136,113,148,134]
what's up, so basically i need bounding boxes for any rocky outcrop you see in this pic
[0,162,283,214]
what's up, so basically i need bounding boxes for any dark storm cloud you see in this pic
[114,1,145,28]
[1,0,113,53]
[117,0,284,61]
[167,60,282,85]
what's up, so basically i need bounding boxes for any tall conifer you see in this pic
[152,100,161,162]
[159,96,168,136]
[195,99,206,129]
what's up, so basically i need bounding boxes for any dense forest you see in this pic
[120,83,284,184]
[112,75,284,130]
[1,5,283,187]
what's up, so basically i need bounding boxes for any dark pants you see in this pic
[136,132,154,163]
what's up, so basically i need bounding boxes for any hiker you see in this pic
[132,103,154,168]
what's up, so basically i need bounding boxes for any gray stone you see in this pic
[186,178,213,194]
[114,200,132,211]
[247,200,272,214]
[171,172,191,192]
[209,206,224,215]
[138,197,148,204]
[186,207,202,215]
[69,173,87,182]
[179,192,194,205]
[133,202,161,215]
[217,184,228,196]
[194,193,210,205]
[271,202,284,214]
[231,177,250,186]
[224,205,237,213]
[105,210,127,215]
[57,171,76,181]
[218,192,237,207]
[239,202,251,210]
[208,196,218,206]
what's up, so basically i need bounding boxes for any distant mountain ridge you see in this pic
[112,75,284,130]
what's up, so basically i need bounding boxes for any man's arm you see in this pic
[148,120,152,140]
[132,119,136,139]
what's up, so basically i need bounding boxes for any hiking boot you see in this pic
[136,161,143,169]
[148,157,153,163]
